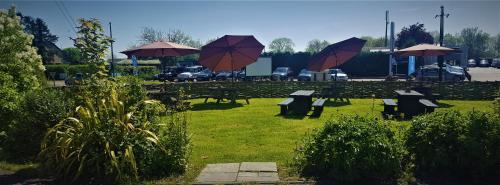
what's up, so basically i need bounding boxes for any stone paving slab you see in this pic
[236,171,279,183]
[201,163,240,173]
[196,172,238,183]
[239,162,277,172]
[196,162,279,184]
[196,163,240,183]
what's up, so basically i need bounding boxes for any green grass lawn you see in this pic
[152,98,494,183]
[1,98,493,184]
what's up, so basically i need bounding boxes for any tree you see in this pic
[71,18,112,78]
[62,47,82,64]
[305,39,330,54]
[360,36,385,49]
[460,27,491,59]
[139,27,202,48]
[495,34,500,57]
[395,23,434,49]
[140,27,165,44]
[269,37,295,53]
[0,6,45,131]
[17,12,58,64]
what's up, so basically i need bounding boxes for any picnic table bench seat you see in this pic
[312,99,326,116]
[419,99,438,113]
[278,98,294,115]
[382,99,397,117]
[236,94,251,104]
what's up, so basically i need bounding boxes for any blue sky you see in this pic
[1,1,499,58]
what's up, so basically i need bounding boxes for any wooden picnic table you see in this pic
[289,90,315,115]
[321,83,349,102]
[394,90,424,118]
[205,87,250,104]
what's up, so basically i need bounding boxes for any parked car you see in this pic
[329,68,348,81]
[215,71,235,81]
[412,64,465,81]
[236,70,246,80]
[467,59,477,67]
[478,59,490,67]
[193,69,214,81]
[272,67,293,80]
[154,66,183,81]
[492,58,500,68]
[297,69,312,81]
[177,65,204,81]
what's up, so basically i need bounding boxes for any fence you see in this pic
[145,81,500,100]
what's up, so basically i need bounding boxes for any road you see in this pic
[467,67,500,81]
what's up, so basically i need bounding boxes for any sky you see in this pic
[1,0,499,58]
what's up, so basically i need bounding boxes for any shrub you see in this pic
[292,115,405,184]
[0,6,45,142]
[1,88,73,161]
[406,110,500,182]
[40,80,190,183]
[67,64,95,77]
[115,76,147,109]
[44,64,68,79]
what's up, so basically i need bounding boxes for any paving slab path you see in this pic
[195,162,279,184]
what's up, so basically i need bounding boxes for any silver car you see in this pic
[177,65,204,81]
[329,69,348,81]
[413,64,465,81]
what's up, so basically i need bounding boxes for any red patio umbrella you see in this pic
[199,35,264,73]
[394,44,456,57]
[394,44,457,81]
[307,37,366,74]
[120,41,199,58]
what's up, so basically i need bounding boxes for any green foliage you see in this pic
[138,27,202,48]
[461,27,493,59]
[39,89,164,183]
[67,64,95,77]
[305,39,330,54]
[17,12,59,64]
[360,36,386,49]
[0,6,45,133]
[62,47,82,64]
[269,37,295,53]
[395,23,434,49]
[495,33,500,57]
[293,115,405,184]
[406,110,500,182]
[1,88,73,161]
[116,66,159,76]
[114,76,147,109]
[71,18,112,78]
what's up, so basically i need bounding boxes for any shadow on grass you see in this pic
[436,102,454,108]
[0,166,53,185]
[324,100,351,107]
[190,102,244,111]
[274,112,307,120]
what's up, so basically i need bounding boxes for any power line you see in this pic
[54,0,76,34]
[59,1,77,28]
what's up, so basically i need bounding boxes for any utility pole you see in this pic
[436,6,449,81]
[389,21,395,76]
[109,22,115,77]
[385,11,389,47]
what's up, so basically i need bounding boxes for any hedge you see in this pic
[261,51,390,77]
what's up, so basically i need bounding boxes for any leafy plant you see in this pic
[0,6,45,151]
[1,88,73,161]
[292,115,405,184]
[71,18,112,78]
[406,110,500,182]
[39,89,162,183]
